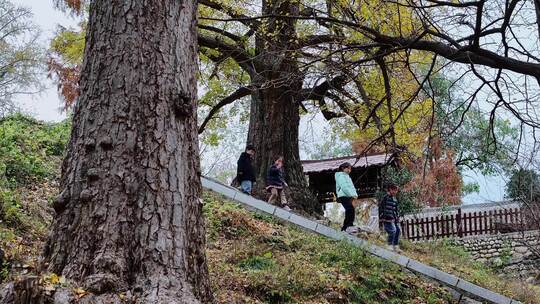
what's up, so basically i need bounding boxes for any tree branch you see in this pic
[298,75,347,101]
[201,13,540,80]
[376,54,397,149]
[535,0,540,39]
[472,0,485,48]
[294,34,346,49]
[376,36,540,81]
[298,77,348,119]
[198,86,253,134]
[198,34,257,75]
[199,0,260,30]
[198,24,242,43]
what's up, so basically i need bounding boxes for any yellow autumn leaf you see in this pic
[49,273,60,285]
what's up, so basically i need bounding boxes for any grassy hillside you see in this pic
[203,193,454,303]
[327,206,540,303]
[0,114,69,231]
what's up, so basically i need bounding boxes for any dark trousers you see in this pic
[383,221,401,245]
[338,197,355,231]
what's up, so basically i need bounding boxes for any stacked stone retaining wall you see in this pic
[453,231,540,280]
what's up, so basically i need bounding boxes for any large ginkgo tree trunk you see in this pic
[246,0,320,214]
[41,0,213,302]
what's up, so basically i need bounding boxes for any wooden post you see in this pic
[435,215,440,238]
[473,211,478,235]
[450,213,455,237]
[457,208,463,238]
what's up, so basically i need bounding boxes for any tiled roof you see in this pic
[301,153,394,174]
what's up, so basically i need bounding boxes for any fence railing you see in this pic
[401,207,526,241]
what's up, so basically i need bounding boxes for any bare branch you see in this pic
[375,54,397,149]
[201,13,540,80]
[198,86,253,134]
[535,0,540,38]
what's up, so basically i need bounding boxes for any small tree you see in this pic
[48,22,86,110]
[380,148,463,211]
[506,169,540,201]
[0,0,44,116]
[404,154,463,208]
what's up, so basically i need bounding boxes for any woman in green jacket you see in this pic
[335,162,358,233]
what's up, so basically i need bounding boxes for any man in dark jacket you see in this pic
[237,145,256,194]
[379,183,401,251]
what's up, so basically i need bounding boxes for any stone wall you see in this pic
[453,231,540,280]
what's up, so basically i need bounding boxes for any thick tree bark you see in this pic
[40,1,212,303]
[247,0,321,214]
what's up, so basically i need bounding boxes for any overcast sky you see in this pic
[13,0,507,204]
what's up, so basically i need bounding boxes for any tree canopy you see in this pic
[49,0,540,209]
[51,0,539,159]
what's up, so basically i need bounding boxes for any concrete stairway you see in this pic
[201,176,520,304]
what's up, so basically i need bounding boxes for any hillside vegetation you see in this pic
[0,114,70,279]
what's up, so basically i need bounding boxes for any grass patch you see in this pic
[239,252,276,271]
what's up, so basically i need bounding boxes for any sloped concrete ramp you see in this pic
[201,176,520,304]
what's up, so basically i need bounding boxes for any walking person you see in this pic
[379,183,401,251]
[236,145,256,195]
[335,162,359,234]
[266,157,292,211]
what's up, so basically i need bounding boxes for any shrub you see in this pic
[0,113,70,189]
[0,189,23,227]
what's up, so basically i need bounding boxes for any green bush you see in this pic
[0,113,70,189]
[379,166,422,215]
[0,189,22,226]
[0,260,8,283]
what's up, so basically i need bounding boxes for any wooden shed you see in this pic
[301,153,397,204]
